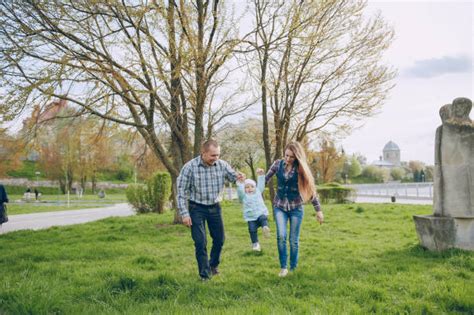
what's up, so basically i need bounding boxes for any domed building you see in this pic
[383,141,401,166]
[372,140,401,168]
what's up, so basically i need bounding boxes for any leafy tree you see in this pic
[408,160,425,182]
[0,128,24,177]
[361,165,389,183]
[390,167,405,181]
[309,139,343,184]
[408,160,425,173]
[349,155,362,179]
[424,165,434,182]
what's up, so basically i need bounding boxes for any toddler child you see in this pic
[237,170,270,251]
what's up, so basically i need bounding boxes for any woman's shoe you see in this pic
[278,268,289,277]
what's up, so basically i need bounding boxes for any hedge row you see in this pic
[261,182,353,204]
[317,183,354,204]
[2,185,60,195]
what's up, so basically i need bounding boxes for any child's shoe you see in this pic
[252,242,261,251]
[262,226,270,238]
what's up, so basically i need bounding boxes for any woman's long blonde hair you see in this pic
[285,142,317,202]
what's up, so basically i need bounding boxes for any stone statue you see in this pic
[414,97,473,251]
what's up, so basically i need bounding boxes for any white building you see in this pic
[372,141,401,168]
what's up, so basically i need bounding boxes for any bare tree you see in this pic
[0,0,244,223]
[217,118,266,180]
[246,0,396,175]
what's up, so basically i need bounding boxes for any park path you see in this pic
[354,196,432,205]
[0,203,134,235]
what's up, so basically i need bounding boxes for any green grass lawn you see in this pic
[0,202,472,314]
[6,194,127,215]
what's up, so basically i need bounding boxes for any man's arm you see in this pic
[223,160,238,183]
[177,164,192,219]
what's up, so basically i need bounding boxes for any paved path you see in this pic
[354,196,432,205]
[0,203,134,235]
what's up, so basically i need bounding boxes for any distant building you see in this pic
[372,140,401,168]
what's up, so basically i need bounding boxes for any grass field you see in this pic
[0,202,472,314]
[6,194,127,215]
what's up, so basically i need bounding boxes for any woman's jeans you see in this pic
[247,214,269,243]
[189,201,224,279]
[274,206,304,270]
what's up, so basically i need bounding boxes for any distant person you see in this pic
[177,139,243,281]
[98,189,105,199]
[264,141,324,277]
[34,188,40,201]
[0,184,9,225]
[24,186,33,201]
[236,169,270,252]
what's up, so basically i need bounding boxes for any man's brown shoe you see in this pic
[211,267,219,276]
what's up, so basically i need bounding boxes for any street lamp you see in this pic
[35,171,40,185]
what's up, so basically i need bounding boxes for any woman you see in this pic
[263,142,324,277]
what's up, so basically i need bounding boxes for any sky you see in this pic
[1,0,472,167]
[340,0,473,165]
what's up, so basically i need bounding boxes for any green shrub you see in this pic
[356,206,365,213]
[126,184,149,213]
[147,172,171,214]
[317,183,353,204]
[126,172,171,214]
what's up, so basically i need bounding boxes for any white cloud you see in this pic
[404,55,472,78]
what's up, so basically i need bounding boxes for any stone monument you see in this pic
[413,97,474,251]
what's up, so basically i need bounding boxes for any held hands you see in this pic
[236,171,246,183]
[256,168,265,176]
[316,211,324,225]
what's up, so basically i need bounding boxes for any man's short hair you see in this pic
[201,139,219,152]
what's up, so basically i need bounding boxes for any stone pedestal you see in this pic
[413,97,473,251]
[413,215,474,251]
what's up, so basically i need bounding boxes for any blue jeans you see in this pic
[274,206,304,270]
[247,215,269,243]
[189,201,224,279]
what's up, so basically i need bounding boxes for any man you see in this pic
[177,139,242,280]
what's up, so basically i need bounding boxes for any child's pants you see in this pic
[247,214,269,243]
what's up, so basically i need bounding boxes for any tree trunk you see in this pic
[245,154,256,181]
[260,47,275,201]
[171,174,181,224]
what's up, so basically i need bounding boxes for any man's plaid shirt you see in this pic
[177,156,237,218]
[265,159,321,212]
